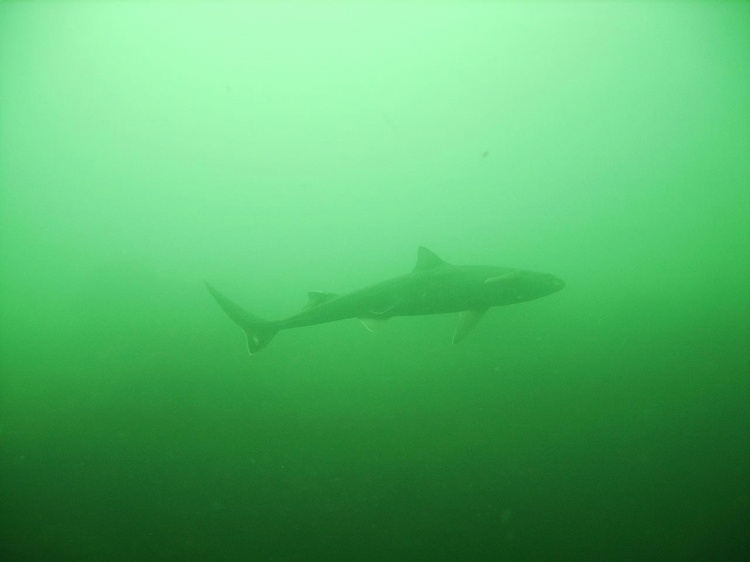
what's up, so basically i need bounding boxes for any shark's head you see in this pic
[483,269,565,305]
[529,271,566,298]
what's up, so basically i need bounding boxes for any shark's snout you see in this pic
[533,273,565,297]
[550,275,565,292]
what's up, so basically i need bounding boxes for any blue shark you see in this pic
[207,247,564,354]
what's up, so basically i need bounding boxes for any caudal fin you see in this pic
[205,282,278,354]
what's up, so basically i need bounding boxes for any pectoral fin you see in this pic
[484,270,522,284]
[453,309,488,344]
[358,317,388,332]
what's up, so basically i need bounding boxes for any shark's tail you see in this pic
[205,282,279,354]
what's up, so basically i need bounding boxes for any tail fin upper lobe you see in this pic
[205,282,278,354]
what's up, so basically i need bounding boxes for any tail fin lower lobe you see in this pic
[205,282,278,354]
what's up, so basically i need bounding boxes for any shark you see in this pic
[206,246,564,354]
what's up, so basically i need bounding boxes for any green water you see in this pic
[1,2,748,561]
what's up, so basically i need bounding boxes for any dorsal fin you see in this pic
[413,246,448,271]
[304,291,338,310]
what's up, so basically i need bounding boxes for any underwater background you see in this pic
[1,2,748,561]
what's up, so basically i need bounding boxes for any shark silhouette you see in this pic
[207,246,564,354]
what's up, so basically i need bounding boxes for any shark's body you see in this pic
[207,247,564,354]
